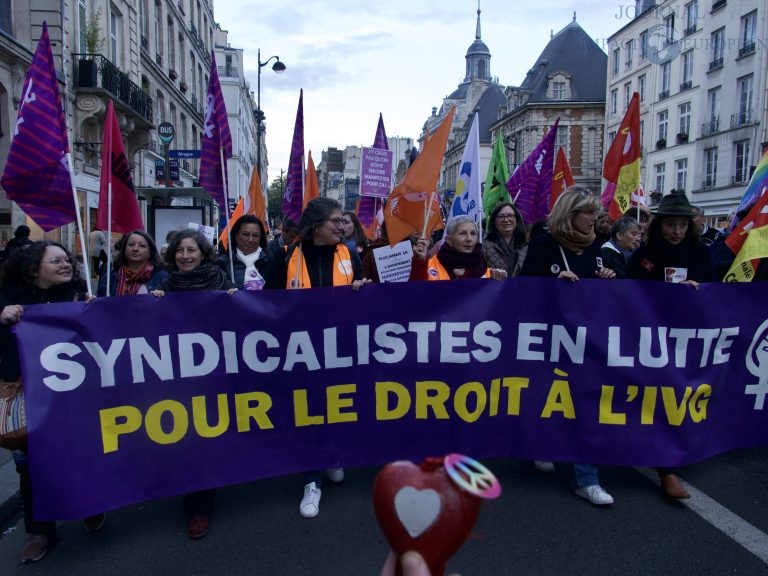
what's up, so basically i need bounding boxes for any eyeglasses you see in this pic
[46,257,72,267]
[497,214,516,221]
[326,217,344,226]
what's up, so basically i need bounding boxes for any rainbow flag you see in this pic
[733,148,768,226]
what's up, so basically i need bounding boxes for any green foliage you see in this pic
[267,174,286,223]
[85,9,104,54]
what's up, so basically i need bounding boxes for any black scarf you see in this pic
[167,262,227,291]
[436,244,487,279]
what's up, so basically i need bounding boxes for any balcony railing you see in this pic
[658,89,670,101]
[684,25,697,37]
[702,177,716,189]
[731,110,752,128]
[680,80,692,91]
[708,58,723,71]
[701,118,719,136]
[72,54,153,124]
[711,0,726,11]
[217,65,236,78]
[739,43,756,57]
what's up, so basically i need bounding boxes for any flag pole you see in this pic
[65,152,93,296]
[422,190,434,239]
[220,145,235,284]
[106,181,112,297]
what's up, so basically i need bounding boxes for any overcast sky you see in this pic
[212,0,630,185]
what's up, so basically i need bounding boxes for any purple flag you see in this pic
[505,118,559,226]
[200,51,232,209]
[358,113,389,227]
[282,90,304,222]
[0,22,74,231]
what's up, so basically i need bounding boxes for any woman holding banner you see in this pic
[482,202,528,277]
[96,230,167,297]
[218,215,271,290]
[626,190,713,500]
[151,230,237,539]
[265,197,369,519]
[520,186,617,506]
[409,216,507,281]
[0,241,105,563]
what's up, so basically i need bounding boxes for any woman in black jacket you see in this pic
[218,215,271,290]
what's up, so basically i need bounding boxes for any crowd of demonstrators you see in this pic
[88,226,108,278]
[341,210,369,255]
[96,230,167,296]
[691,204,722,247]
[218,214,270,291]
[0,241,105,563]
[266,217,298,258]
[150,230,238,540]
[481,202,528,277]
[521,187,617,506]
[410,215,506,282]
[594,207,612,245]
[600,217,642,278]
[0,225,33,264]
[265,197,370,519]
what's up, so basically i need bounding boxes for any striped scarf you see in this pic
[116,263,154,296]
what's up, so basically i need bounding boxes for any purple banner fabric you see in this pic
[505,118,559,226]
[359,147,393,199]
[358,114,389,226]
[281,90,304,222]
[200,51,232,209]
[0,22,74,231]
[16,279,768,520]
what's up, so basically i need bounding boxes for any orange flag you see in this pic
[219,166,268,249]
[550,146,575,209]
[303,151,319,210]
[601,92,641,220]
[383,107,455,245]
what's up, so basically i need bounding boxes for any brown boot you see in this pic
[661,474,690,499]
[21,534,52,564]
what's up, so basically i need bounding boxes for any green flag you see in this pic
[482,135,511,217]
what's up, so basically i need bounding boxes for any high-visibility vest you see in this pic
[425,254,491,280]
[285,243,355,289]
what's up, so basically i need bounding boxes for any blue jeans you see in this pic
[573,463,600,488]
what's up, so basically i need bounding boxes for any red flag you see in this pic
[601,92,641,220]
[303,151,319,210]
[726,188,768,255]
[383,107,455,245]
[550,146,575,209]
[0,22,75,231]
[97,100,143,233]
[219,165,268,249]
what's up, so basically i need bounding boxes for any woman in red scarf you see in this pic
[97,230,167,297]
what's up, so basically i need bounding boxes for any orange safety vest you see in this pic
[426,255,491,281]
[285,243,355,289]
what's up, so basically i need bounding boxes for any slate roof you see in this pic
[463,84,506,144]
[519,20,607,103]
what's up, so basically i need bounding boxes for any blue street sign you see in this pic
[155,158,180,181]
[169,149,202,159]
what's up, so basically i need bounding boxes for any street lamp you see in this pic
[255,48,286,190]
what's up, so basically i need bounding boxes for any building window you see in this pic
[109,9,121,65]
[659,61,670,99]
[679,102,691,138]
[624,82,632,109]
[608,130,617,146]
[708,86,720,123]
[639,29,648,62]
[675,158,688,191]
[680,51,693,88]
[737,74,753,122]
[663,13,675,46]
[655,163,666,195]
[168,19,175,71]
[612,48,620,77]
[0,0,12,36]
[710,27,724,69]
[552,81,566,100]
[704,147,718,187]
[684,1,698,35]
[740,11,757,54]
[78,0,88,52]
[610,89,618,116]
[556,125,568,154]
[657,110,669,144]
[154,1,162,59]
[625,39,634,69]
[638,74,646,103]
[735,140,750,183]
[156,91,165,123]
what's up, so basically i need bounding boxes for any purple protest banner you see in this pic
[360,146,393,198]
[16,279,768,520]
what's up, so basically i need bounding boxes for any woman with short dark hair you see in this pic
[219,215,270,290]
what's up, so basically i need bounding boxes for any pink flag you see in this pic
[200,51,232,209]
[358,113,388,227]
[0,22,75,231]
[282,90,304,221]
[505,118,559,226]
[97,100,143,233]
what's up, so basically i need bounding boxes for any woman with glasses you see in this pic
[218,215,271,291]
[97,230,167,297]
[265,197,369,518]
[482,202,528,277]
[520,186,617,506]
[0,241,104,563]
[341,211,369,255]
[151,230,237,540]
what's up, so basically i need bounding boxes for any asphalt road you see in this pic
[2,449,768,575]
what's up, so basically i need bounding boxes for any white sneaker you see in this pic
[574,484,614,506]
[326,467,345,483]
[534,460,555,472]
[300,482,322,518]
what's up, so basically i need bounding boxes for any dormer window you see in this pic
[548,73,571,100]
[553,82,566,99]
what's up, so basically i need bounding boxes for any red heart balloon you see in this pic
[373,458,482,576]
